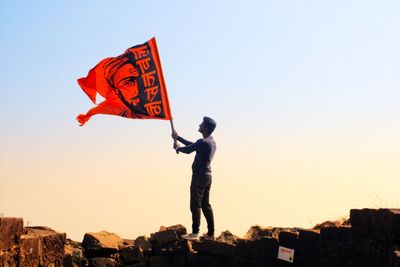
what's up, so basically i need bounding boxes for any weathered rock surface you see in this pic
[134,235,151,253]
[242,225,273,240]
[82,231,122,258]
[5,208,400,266]
[118,239,145,265]
[63,238,88,267]
[150,230,179,245]
[191,239,236,257]
[0,217,23,252]
[216,230,239,245]
[0,249,19,267]
[20,226,66,267]
[90,257,117,267]
[159,225,187,239]
[350,208,400,241]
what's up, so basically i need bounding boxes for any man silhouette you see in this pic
[172,116,217,240]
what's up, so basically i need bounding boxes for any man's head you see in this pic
[199,116,217,136]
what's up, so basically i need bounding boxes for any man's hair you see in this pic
[203,116,217,134]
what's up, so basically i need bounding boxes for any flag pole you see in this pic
[170,119,178,147]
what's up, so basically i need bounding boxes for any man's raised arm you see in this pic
[172,131,193,145]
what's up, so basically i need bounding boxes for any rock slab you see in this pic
[0,218,23,252]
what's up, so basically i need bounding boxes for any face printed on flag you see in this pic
[76,37,172,125]
[104,56,141,107]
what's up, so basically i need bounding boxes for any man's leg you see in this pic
[190,184,204,234]
[201,183,214,236]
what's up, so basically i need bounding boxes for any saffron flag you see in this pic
[76,37,172,125]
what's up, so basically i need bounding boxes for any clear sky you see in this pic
[1,1,399,241]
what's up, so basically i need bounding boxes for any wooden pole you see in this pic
[170,119,178,147]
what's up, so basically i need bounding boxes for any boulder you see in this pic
[312,219,350,230]
[150,230,179,245]
[118,239,146,265]
[159,225,187,238]
[172,254,187,267]
[350,208,400,241]
[320,226,352,241]
[235,239,254,259]
[0,250,19,267]
[20,226,66,267]
[279,231,299,249]
[277,231,299,265]
[252,237,279,264]
[90,257,117,267]
[187,252,232,267]
[390,250,400,267]
[135,236,151,253]
[297,229,320,267]
[82,231,122,257]
[216,230,239,245]
[192,239,236,257]
[19,234,40,267]
[243,225,273,240]
[0,217,24,252]
[149,255,172,267]
[153,240,190,255]
[63,238,88,267]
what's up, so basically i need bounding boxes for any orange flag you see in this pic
[77,37,172,125]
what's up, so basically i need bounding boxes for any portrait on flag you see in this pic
[77,37,172,125]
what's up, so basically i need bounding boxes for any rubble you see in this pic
[4,208,400,266]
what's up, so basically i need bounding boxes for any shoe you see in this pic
[201,233,215,241]
[181,233,199,241]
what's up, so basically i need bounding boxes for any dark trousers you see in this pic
[190,173,214,235]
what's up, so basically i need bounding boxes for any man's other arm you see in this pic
[176,141,198,154]
[177,136,193,146]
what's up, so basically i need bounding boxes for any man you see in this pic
[172,116,217,241]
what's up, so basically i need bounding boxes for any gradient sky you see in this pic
[1,1,399,241]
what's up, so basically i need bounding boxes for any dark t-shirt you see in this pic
[176,135,216,174]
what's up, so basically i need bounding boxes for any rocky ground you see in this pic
[1,208,400,266]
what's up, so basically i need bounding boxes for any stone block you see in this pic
[350,209,373,236]
[232,256,254,267]
[320,226,351,241]
[20,227,66,267]
[149,255,172,267]
[278,231,298,250]
[235,239,254,259]
[134,236,151,253]
[124,263,147,267]
[243,226,273,240]
[171,254,187,267]
[82,231,121,257]
[0,218,24,252]
[18,234,40,267]
[297,230,320,266]
[350,208,400,241]
[90,257,117,267]
[320,234,389,267]
[0,250,18,267]
[390,250,400,267]
[62,238,88,267]
[277,231,299,266]
[150,230,179,245]
[153,239,190,255]
[216,230,239,245]
[119,246,145,265]
[252,237,278,264]
[160,225,187,239]
[187,252,232,267]
[191,239,236,257]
